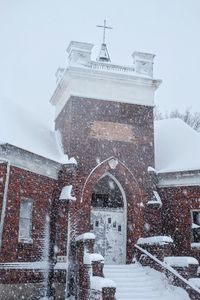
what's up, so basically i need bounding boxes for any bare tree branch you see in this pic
[154,106,200,132]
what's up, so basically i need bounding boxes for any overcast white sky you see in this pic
[0,0,200,127]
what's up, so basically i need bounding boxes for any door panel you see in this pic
[91,208,125,264]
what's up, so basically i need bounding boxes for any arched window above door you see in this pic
[91,174,124,209]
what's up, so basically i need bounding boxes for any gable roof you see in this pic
[155,118,200,173]
[0,98,69,163]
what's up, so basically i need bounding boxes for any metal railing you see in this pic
[135,244,200,296]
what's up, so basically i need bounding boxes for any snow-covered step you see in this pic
[104,263,190,300]
[188,277,200,289]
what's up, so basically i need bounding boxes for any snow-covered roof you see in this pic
[1,98,200,174]
[155,118,200,173]
[0,98,70,164]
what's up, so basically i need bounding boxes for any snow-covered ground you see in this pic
[104,263,190,300]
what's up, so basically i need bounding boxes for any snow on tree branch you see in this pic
[154,106,200,132]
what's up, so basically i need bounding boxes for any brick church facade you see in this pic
[0,40,200,299]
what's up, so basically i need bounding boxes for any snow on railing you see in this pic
[135,244,200,294]
[137,236,173,245]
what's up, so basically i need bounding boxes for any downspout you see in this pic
[0,158,10,250]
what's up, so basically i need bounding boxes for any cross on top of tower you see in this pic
[96,19,113,45]
[96,19,113,62]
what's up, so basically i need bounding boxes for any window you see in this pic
[91,175,124,209]
[118,225,122,232]
[191,210,200,243]
[19,199,33,243]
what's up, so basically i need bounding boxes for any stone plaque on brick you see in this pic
[90,121,135,142]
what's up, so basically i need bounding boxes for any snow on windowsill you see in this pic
[164,256,199,267]
[90,276,116,291]
[0,261,48,270]
[147,200,160,205]
[54,262,68,270]
[18,238,33,244]
[191,242,200,249]
[192,223,200,229]
[137,236,173,245]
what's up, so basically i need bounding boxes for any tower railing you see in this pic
[90,61,135,74]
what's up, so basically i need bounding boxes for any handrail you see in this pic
[135,244,200,294]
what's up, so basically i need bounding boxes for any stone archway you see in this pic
[81,157,144,263]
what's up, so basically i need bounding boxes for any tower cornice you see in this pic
[51,40,162,119]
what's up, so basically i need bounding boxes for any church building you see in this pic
[0,27,200,299]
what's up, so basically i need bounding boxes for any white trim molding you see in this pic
[0,158,10,250]
[158,171,200,188]
[50,61,161,119]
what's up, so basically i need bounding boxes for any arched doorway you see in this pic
[90,173,127,264]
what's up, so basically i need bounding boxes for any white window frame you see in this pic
[18,198,33,243]
[191,209,200,244]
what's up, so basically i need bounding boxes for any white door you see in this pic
[91,208,125,264]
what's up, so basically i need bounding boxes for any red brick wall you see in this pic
[50,165,76,257]
[56,97,154,177]
[0,166,57,263]
[55,96,155,262]
[145,206,162,236]
[159,185,200,262]
[0,163,7,215]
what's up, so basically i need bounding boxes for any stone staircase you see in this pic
[104,263,190,300]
